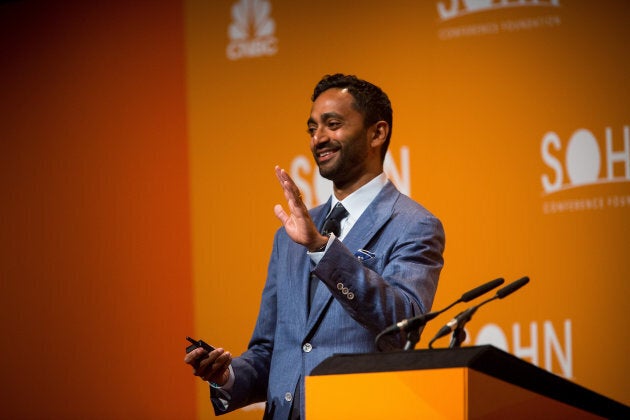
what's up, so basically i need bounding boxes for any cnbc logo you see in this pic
[226,0,278,60]
[540,126,630,213]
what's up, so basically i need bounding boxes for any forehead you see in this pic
[310,88,360,120]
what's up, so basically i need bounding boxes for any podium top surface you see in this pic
[310,345,629,419]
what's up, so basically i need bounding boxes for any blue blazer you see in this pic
[212,181,445,419]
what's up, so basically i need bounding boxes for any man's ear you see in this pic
[370,121,389,149]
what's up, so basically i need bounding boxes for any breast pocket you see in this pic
[355,249,382,271]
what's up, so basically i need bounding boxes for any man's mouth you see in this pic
[316,149,338,163]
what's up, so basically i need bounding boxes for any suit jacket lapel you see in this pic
[303,201,332,324]
[342,182,399,254]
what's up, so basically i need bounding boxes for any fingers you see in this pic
[275,166,301,197]
[274,166,322,248]
[275,166,305,211]
[274,204,288,224]
[203,351,232,384]
[203,350,232,384]
[186,348,232,385]
[183,347,208,367]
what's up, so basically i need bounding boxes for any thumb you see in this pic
[274,204,289,225]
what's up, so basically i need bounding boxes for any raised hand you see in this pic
[273,166,328,252]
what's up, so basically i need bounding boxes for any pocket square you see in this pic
[354,249,376,261]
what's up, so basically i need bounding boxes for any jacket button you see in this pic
[285,392,292,402]
[337,282,344,290]
[347,292,355,300]
[341,287,349,294]
[302,343,312,353]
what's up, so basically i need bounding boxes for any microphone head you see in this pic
[496,276,530,299]
[460,277,505,302]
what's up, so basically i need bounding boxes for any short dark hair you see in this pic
[312,74,393,162]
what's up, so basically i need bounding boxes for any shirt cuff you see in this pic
[307,233,336,264]
[210,364,235,391]
[209,365,234,412]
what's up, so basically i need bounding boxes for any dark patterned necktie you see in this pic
[309,202,348,312]
[320,202,349,238]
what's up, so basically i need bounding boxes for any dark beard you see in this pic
[316,148,367,187]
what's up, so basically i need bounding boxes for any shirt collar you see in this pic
[330,172,388,221]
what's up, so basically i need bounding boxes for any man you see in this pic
[185,74,445,419]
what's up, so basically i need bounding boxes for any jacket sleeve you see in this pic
[312,211,445,349]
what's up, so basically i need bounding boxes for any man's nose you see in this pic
[312,126,329,145]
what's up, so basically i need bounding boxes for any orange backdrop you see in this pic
[186,1,629,419]
[0,1,195,418]
[1,1,628,419]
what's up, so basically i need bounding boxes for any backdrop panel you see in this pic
[0,1,195,418]
[186,1,629,418]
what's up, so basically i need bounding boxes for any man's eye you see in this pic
[327,121,341,129]
[307,126,316,135]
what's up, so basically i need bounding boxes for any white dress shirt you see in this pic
[309,172,389,263]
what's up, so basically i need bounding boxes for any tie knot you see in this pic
[330,202,348,219]
[321,203,348,237]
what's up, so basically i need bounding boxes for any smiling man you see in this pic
[185,74,446,419]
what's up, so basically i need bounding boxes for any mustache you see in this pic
[313,139,340,151]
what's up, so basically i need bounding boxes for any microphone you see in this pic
[497,276,529,298]
[429,276,530,348]
[430,307,478,345]
[379,310,440,337]
[375,277,504,350]
[460,278,506,302]
[379,277,504,335]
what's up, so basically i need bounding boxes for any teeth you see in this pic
[319,151,332,157]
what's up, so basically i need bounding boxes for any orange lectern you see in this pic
[306,345,629,419]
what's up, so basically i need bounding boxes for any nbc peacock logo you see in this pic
[226,0,278,60]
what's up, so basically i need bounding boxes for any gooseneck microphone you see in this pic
[375,277,505,351]
[428,276,530,349]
